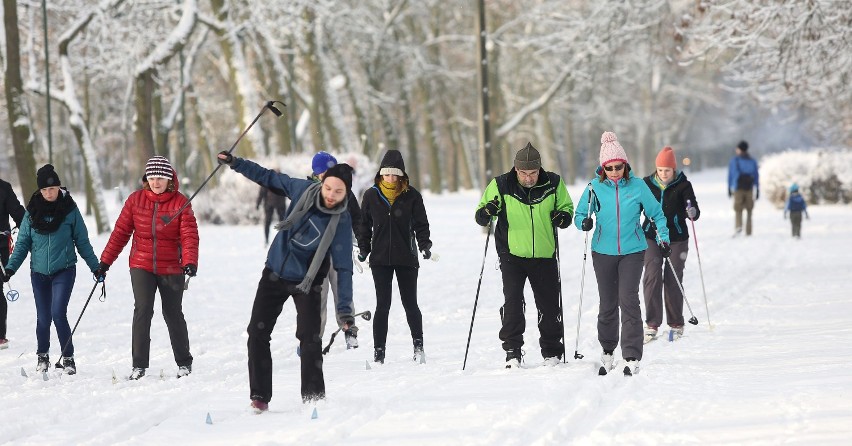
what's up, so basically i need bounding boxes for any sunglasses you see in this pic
[604,163,625,172]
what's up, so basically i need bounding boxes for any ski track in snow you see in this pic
[1,168,851,445]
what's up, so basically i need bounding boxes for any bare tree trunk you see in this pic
[134,69,157,170]
[3,0,38,194]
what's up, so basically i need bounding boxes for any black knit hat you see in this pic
[324,163,353,194]
[378,150,406,177]
[514,142,541,170]
[37,164,61,189]
[737,140,749,151]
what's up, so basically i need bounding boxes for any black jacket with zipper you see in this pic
[641,171,700,243]
[358,181,431,268]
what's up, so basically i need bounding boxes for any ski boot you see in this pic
[413,338,425,364]
[505,348,522,369]
[36,353,50,373]
[599,350,614,375]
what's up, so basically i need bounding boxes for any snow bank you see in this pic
[760,149,852,207]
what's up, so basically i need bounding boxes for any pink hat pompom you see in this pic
[599,131,628,167]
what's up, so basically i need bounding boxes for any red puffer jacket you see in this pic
[100,171,199,275]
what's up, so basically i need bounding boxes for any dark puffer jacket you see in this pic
[100,169,199,275]
[642,171,700,243]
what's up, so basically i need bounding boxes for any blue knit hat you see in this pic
[790,183,799,192]
[312,151,338,175]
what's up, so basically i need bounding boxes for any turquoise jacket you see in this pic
[5,192,100,275]
[573,170,669,256]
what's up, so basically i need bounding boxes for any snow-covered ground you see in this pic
[1,168,850,445]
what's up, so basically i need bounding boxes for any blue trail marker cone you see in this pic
[206,413,213,425]
[311,408,318,419]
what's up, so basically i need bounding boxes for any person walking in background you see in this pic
[256,169,288,245]
[217,151,355,411]
[574,132,669,376]
[310,151,363,349]
[784,183,809,239]
[357,149,432,365]
[0,176,25,350]
[728,140,759,236]
[2,165,101,374]
[474,142,574,368]
[641,146,700,343]
[98,156,199,381]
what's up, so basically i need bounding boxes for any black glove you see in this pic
[660,242,671,258]
[581,217,593,232]
[93,262,109,283]
[217,151,234,166]
[339,315,355,329]
[2,269,13,283]
[357,248,370,262]
[421,248,432,260]
[482,197,500,217]
[184,264,197,277]
[551,210,571,229]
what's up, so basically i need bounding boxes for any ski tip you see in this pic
[598,367,608,376]
[20,367,27,378]
[206,412,213,425]
[365,360,371,370]
[311,408,318,420]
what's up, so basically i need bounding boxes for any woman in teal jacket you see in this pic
[3,165,101,375]
[574,132,669,377]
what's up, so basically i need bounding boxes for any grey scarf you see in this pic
[274,183,348,293]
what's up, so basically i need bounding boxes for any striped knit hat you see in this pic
[145,156,174,180]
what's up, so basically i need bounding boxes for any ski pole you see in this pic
[462,219,494,370]
[687,200,711,329]
[573,183,594,360]
[321,310,372,355]
[162,100,285,225]
[664,258,698,325]
[553,226,566,363]
[55,280,104,367]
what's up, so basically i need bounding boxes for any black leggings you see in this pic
[371,265,422,348]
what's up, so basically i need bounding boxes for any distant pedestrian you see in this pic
[727,140,759,236]
[357,149,432,364]
[784,183,809,238]
[3,165,101,374]
[309,152,363,349]
[256,169,288,245]
[0,176,25,350]
[641,146,700,342]
[574,132,669,376]
[99,156,199,381]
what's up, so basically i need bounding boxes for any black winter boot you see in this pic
[36,353,50,372]
[374,347,385,364]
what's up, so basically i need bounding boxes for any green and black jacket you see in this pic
[475,168,573,259]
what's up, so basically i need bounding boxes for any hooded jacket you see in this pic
[574,169,669,255]
[0,178,25,237]
[6,189,99,275]
[642,171,700,243]
[358,150,431,268]
[100,169,199,275]
[230,158,354,316]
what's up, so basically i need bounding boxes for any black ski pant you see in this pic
[371,265,422,349]
[592,251,644,361]
[642,239,689,329]
[247,265,328,403]
[130,268,193,368]
[498,254,563,359]
[1,246,9,339]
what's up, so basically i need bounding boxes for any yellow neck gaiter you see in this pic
[379,180,399,205]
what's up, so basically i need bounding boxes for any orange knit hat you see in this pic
[655,146,677,169]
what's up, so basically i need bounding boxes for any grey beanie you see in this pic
[514,142,542,170]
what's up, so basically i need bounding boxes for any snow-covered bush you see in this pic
[760,149,852,207]
[192,152,377,225]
